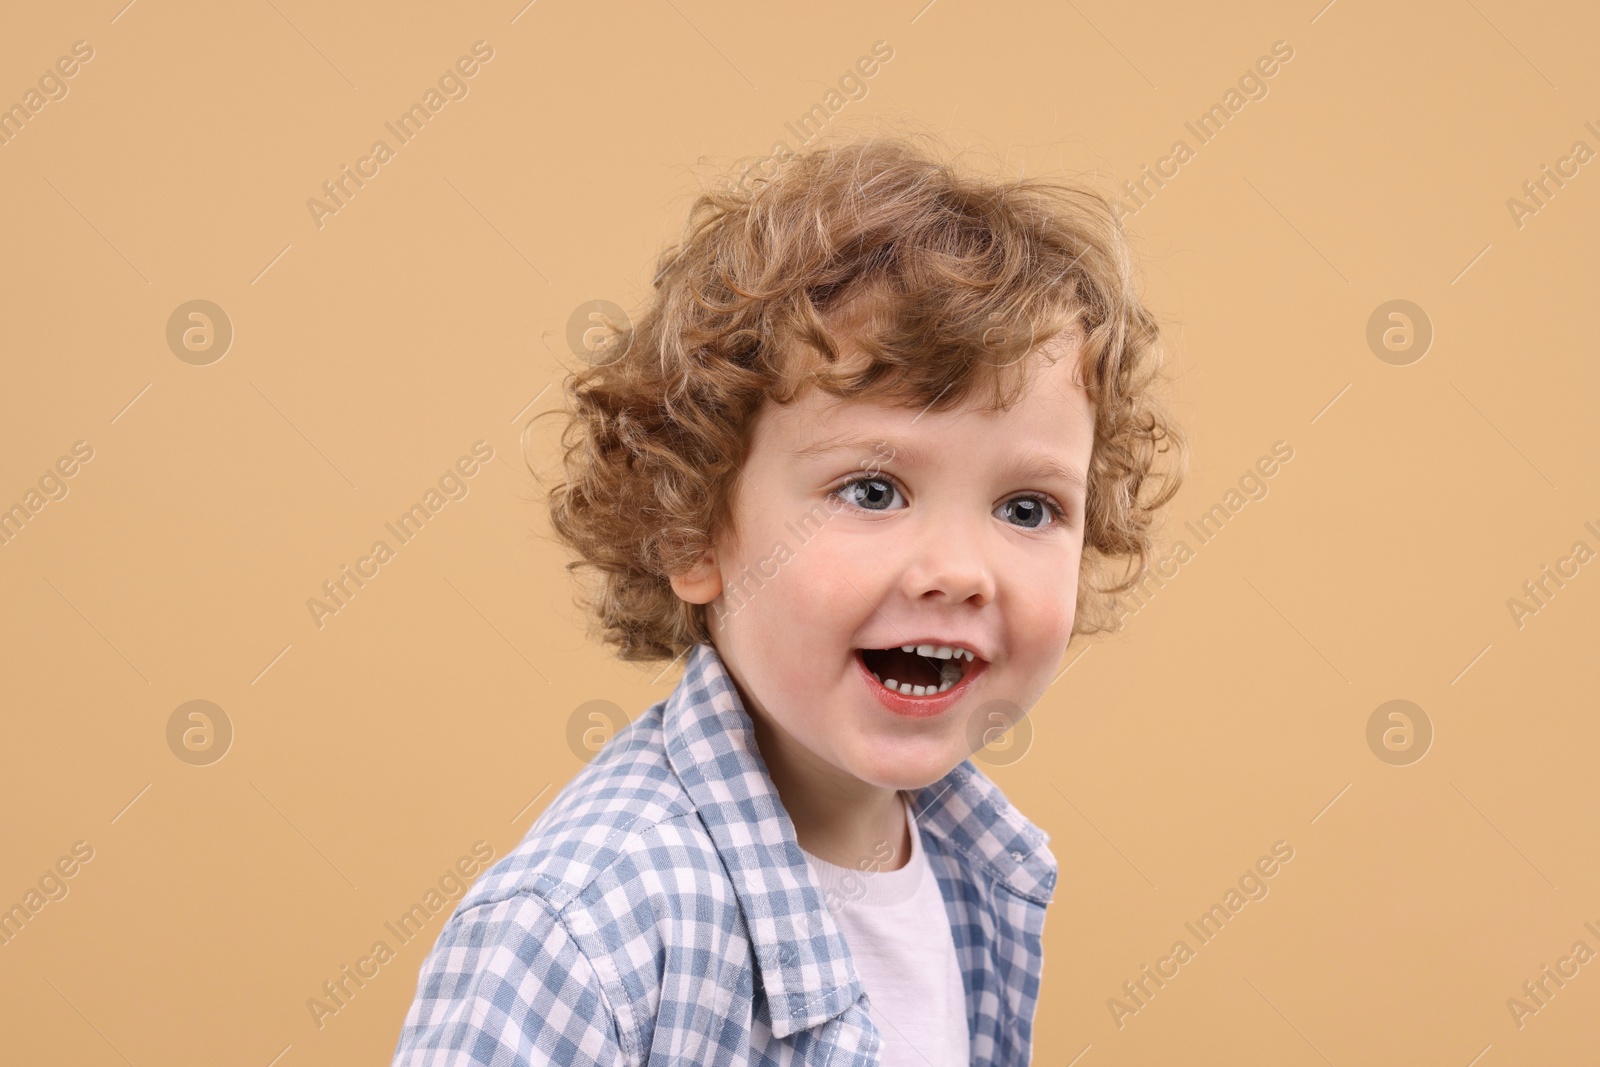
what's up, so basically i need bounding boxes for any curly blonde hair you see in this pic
[532,135,1187,664]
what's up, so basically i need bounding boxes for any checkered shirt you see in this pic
[391,639,1058,1066]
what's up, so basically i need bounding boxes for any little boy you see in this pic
[392,136,1185,1066]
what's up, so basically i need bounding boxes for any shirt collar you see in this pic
[663,639,1057,1038]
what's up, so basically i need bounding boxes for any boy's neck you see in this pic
[748,710,913,873]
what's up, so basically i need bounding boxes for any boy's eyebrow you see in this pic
[794,434,1088,493]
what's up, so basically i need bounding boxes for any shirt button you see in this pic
[1011,851,1024,862]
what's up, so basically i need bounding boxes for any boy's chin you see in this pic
[848,749,968,793]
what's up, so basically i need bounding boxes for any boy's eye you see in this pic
[997,497,1061,530]
[831,476,1068,530]
[835,477,903,512]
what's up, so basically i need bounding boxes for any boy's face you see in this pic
[671,332,1095,794]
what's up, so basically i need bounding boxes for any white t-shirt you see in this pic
[801,794,971,1067]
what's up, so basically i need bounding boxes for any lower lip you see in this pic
[854,649,987,719]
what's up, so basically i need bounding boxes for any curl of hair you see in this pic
[531,135,1188,664]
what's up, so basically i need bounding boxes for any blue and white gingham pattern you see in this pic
[391,640,1058,1066]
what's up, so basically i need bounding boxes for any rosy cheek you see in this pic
[1028,584,1078,648]
[802,544,860,595]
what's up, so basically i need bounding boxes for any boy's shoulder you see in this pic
[393,690,773,1065]
[452,646,1061,929]
[457,698,710,918]
[395,642,1061,1063]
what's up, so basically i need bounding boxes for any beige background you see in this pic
[2,1,1597,1064]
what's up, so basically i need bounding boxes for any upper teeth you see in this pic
[903,644,975,662]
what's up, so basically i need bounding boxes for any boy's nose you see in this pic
[902,510,996,606]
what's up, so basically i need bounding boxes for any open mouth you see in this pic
[856,645,979,697]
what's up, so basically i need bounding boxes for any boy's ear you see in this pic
[669,548,722,604]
